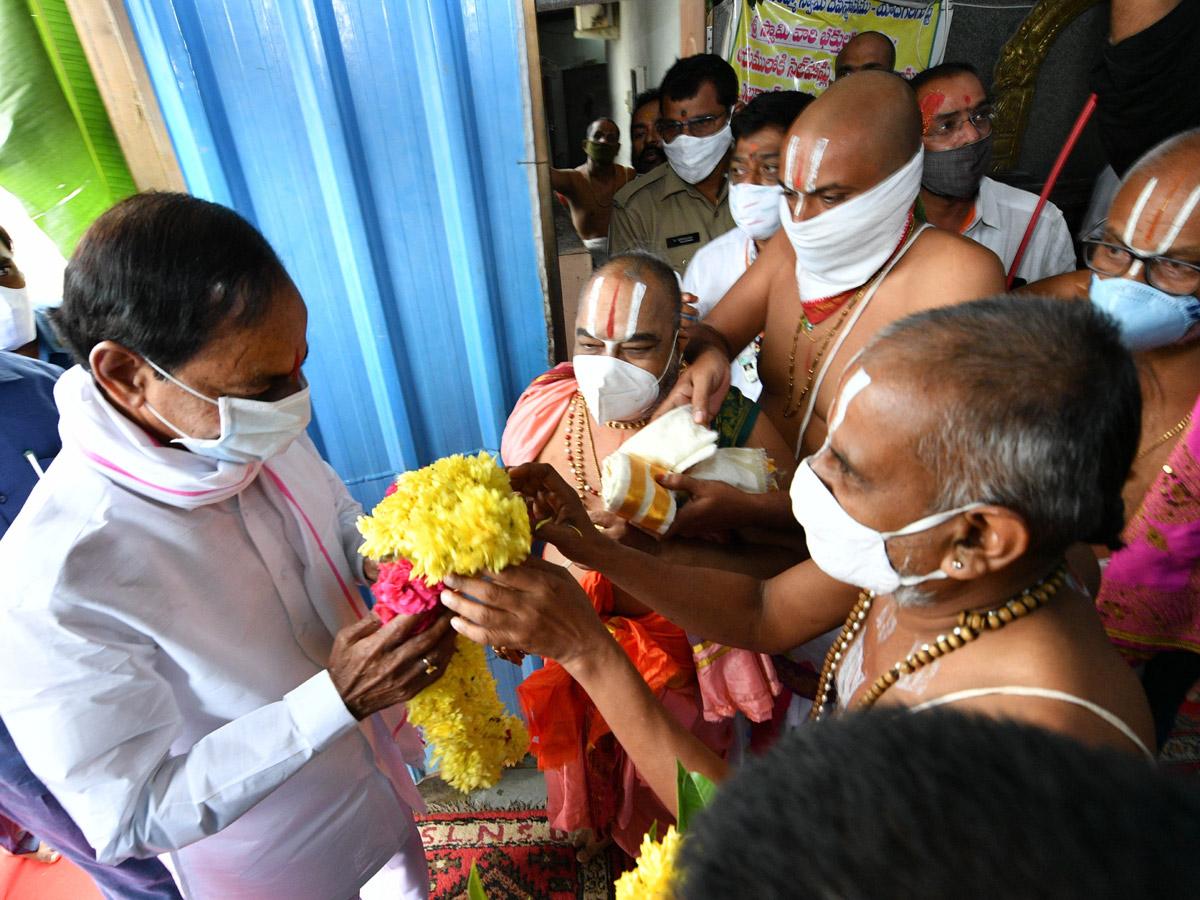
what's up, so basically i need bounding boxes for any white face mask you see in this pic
[779,148,923,300]
[789,458,983,596]
[663,120,733,185]
[142,358,312,463]
[729,182,783,241]
[574,335,677,424]
[0,285,36,351]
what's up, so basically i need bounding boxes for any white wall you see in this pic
[606,1,681,167]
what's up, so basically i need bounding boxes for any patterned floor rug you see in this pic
[416,809,616,900]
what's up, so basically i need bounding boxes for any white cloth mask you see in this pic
[779,148,923,300]
[789,458,983,596]
[143,358,312,463]
[0,285,36,351]
[729,182,783,241]
[663,120,733,185]
[1089,273,1200,351]
[574,335,676,424]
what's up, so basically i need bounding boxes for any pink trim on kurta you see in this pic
[263,465,364,620]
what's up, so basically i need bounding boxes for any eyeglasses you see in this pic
[657,108,730,143]
[924,108,994,141]
[1084,240,1200,296]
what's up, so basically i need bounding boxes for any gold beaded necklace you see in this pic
[564,393,601,498]
[1136,411,1192,461]
[564,393,647,497]
[808,563,1067,722]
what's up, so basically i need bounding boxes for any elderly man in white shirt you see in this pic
[0,193,457,900]
[682,90,813,401]
[911,62,1076,285]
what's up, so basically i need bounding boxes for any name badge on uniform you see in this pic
[665,232,700,249]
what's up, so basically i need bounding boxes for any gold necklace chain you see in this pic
[809,564,1067,722]
[782,217,915,419]
[564,393,600,497]
[1136,411,1192,461]
[781,279,871,418]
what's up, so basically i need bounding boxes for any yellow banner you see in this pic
[728,0,951,100]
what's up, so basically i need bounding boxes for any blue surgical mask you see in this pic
[1089,273,1200,352]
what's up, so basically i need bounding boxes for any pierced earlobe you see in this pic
[952,560,964,570]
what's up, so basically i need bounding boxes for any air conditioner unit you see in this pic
[574,3,619,40]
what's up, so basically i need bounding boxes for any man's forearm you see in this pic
[683,322,735,363]
[565,637,729,814]
[574,538,770,650]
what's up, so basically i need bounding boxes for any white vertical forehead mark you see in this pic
[623,281,647,341]
[1122,178,1158,277]
[804,137,829,194]
[1155,183,1200,254]
[784,135,802,191]
[585,276,605,338]
[828,366,871,436]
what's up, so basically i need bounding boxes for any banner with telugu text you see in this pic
[728,0,952,100]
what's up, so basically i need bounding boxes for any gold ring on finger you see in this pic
[422,657,438,675]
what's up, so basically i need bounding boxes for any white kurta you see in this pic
[681,226,763,401]
[0,367,426,900]
[962,177,1077,284]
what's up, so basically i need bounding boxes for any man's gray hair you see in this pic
[864,295,1140,555]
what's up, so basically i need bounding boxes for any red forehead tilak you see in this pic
[605,282,620,339]
[1146,175,1187,242]
[919,92,945,134]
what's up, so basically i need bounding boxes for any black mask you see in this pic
[921,132,993,199]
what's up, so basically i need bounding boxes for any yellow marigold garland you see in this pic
[357,451,531,582]
[615,825,684,900]
[407,635,529,792]
[357,452,531,792]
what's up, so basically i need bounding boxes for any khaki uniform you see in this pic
[607,163,734,275]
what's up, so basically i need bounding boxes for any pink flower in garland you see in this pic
[371,559,444,624]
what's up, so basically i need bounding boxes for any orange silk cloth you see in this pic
[517,570,695,770]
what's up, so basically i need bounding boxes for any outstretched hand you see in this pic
[507,462,604,563]
[651,342,731,425]
[441,557,611,669]
[660,472,754,537]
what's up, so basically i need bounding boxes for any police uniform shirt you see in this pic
[607,162,734,275]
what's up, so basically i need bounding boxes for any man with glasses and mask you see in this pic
[0,193,457,900]
[609,54,741,275]
[911,63,1075,285]
[549,118,635,267]
[1023,132,1200,715]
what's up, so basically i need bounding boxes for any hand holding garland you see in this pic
[328,608,457,720]
[441,557,730,813]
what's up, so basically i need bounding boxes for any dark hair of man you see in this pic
[0,225,11,252]
[660,54,739,110]
[53,192,289,372]
[731,90,813,141]
[679,709,1200,900]
[632,88,661,121]
[597,250,682,330]
[867,294,1139,553]
[909,61,982,94]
